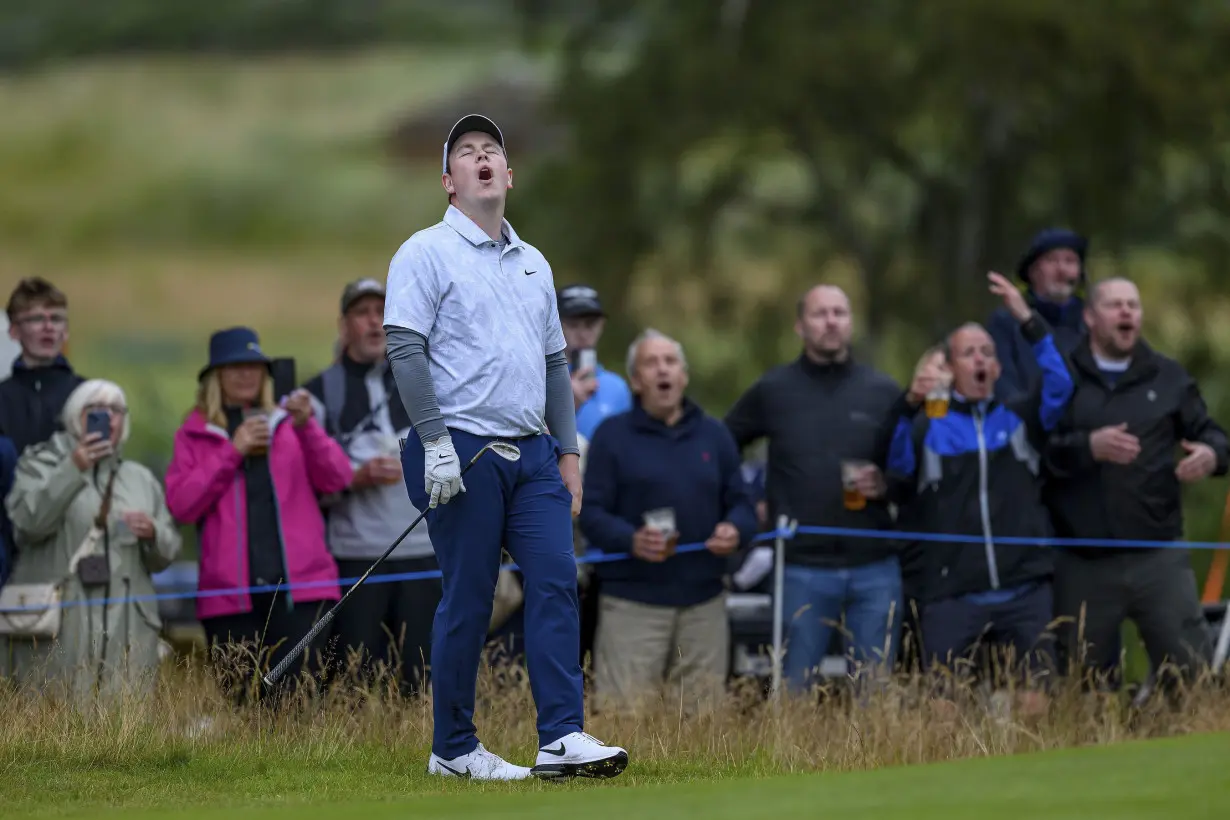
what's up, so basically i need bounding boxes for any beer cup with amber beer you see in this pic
[914,348,951,419]
[841,460,869,511]
[925,380,951,419]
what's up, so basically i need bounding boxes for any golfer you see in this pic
[383,114,628,782]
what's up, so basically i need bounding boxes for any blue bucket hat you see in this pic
[1016,228,1088,282]
[198,326,271,382]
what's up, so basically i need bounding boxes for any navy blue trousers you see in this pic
[921,582,1057,681]
[401,429,584,758]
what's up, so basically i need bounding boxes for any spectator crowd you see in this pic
[0,226,1226,717]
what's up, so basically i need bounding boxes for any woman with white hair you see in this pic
[0,379,182,701]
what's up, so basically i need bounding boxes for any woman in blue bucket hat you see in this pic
[165,326,353,705]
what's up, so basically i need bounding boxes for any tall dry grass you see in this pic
[2,640,1227,782]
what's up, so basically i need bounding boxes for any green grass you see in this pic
[6,731,1227,819]
[2,653,1228,820]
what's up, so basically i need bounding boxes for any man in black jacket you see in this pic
[1044,277,1227,692]
[0,278,85,457]
[725,284,903,693]
[884,273,1073,694]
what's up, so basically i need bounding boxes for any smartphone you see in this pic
[85,409,111,440]
[270,357,297,403]
[572,348,597,375]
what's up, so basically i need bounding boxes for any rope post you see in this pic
[770,515,795,705]
[1214,604,1230,673]
[1200,489,1230,604]
[1202,489,1230,673]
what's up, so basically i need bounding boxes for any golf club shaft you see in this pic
[262,444,491,687]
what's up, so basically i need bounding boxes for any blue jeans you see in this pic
[401,429,583,759]
[781,557,904,692]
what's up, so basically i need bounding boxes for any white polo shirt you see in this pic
[384,204,567,438]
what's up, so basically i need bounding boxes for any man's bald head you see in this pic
[946,321,1000,401]
[1084,277,1142,360]
[795,284,853,363]
[944,322,987,360]
[796,284,850,319]
[1087,276,1139,308]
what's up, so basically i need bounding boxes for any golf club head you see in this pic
[483,441,522,462]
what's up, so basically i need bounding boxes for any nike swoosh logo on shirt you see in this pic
[524,269,537,275]
[541,743,566,756]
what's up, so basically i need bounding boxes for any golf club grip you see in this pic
[262,444,498,687]
[263,604,337,686]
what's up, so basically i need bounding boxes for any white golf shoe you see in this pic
[427,743,533,781]
[530,731,629,780]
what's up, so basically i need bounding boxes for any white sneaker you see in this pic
[530,731,628,780]
[427,743,532,781]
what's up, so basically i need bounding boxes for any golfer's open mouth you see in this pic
[974,369,988,385]
[477,166,493,182]
[655,380,672,393]
[1117,321,1136,334]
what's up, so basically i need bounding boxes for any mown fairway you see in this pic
[6,731,1228,819]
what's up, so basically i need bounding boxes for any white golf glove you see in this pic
[423,435,465,508]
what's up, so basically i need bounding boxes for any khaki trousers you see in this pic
[592,592,729,712]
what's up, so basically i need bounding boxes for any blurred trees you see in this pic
[0,0,513,68]
[6,0,1230,559]
[10,1,1230,403]
[512,0,1230,408]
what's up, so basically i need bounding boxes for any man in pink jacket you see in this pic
[165,326,353,702]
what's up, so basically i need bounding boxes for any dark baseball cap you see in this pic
[443,114,506,175]
[558,284,605,318]
[340,278,385,314]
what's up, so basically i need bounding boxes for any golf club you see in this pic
[262,439,522,688]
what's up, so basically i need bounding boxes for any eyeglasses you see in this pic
[14,312,68,328]
[85,403,127,416]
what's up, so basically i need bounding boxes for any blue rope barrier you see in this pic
[793,525,1227,550]
[3,520,1225,615]
[0,529,791,614]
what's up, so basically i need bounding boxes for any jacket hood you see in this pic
[629,397,703,435]
[1071,336,1159,382]
[10,355,75,375]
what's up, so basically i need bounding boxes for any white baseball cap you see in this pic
[442,114,507,175]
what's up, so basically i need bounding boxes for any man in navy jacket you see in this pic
[580,329,758,712]
[987,228,1087,403]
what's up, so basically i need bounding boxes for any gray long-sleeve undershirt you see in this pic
[384,325,580,457]
[543,350,581,457]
